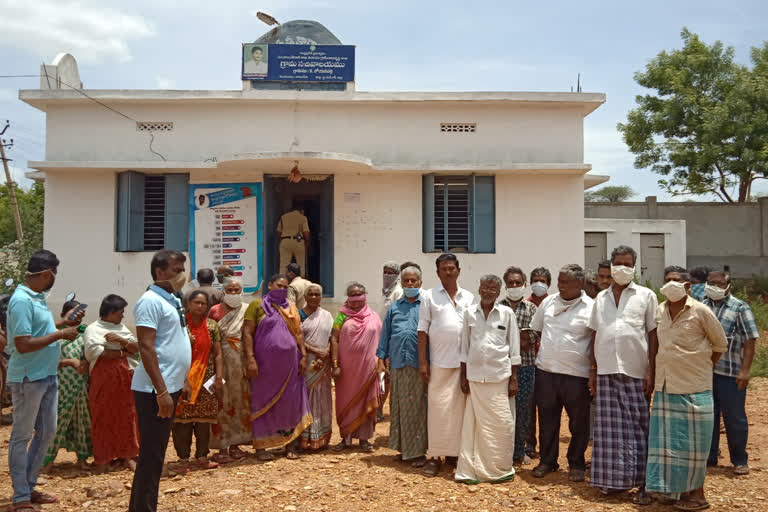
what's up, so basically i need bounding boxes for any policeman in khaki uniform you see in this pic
[277,204,310,275]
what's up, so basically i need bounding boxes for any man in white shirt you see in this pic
[588,246,658,504]
[455,274,521,484]
[530,264,594,482]
[417,253,474,477]
[244,46,268,75]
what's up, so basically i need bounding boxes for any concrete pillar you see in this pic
[646,196,658,219]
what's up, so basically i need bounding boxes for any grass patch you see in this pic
[752,336,768,379]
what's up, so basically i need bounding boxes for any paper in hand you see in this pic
[203,375,225,394]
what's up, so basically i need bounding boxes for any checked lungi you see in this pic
[646,390,714,495]
[389,366,428,460]
[590,374,649,490]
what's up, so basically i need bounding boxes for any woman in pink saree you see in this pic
[331,282,382,452]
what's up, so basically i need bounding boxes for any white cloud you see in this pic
[0,0,154,64]
[4,165,34,190]
[154,76,174,89]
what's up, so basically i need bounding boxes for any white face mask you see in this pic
[660,281,688,302]
[610,265,635,286]
[505,286,526,302]
[223,293,243,308]
[705,284,729,301]
[530,281,548,297]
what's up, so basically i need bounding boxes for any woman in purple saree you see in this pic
[243,274,311,461]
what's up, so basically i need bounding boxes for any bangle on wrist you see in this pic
[157,389,169,399]
[332,360,339,369]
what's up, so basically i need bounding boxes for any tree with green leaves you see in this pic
[0,181,45,285]
[584,185,635,202]
[618,29,768,203]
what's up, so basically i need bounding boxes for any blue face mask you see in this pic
[403,287,420,298]
[690,283,706,297]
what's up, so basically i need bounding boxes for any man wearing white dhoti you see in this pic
[455,274,521,484]
[418,253,474,477]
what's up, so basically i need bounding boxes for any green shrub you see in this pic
[751,340,768,378]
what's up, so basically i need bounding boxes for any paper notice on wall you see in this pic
[190,183,263,294]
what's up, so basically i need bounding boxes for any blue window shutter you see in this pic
[116,171,145,251]
[164,174,189,251]
[470,175,495,253]
[422,174,435,252]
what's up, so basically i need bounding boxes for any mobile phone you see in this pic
[68,303,88,321]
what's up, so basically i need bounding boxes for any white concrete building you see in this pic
[20,21,607,318]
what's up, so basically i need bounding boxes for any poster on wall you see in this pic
[241,43,355,82]
[189,183,263,294]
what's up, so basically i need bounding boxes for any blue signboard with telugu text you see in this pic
[242,43,355,82]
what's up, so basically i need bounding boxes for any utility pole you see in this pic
[0,121,25,244]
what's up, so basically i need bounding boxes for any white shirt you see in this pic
[460,303,521,383]
[418,285,475,368]
[381,283,404,318]
[589,282,658,379]
[531,291,594,379]
[244,60,268,75]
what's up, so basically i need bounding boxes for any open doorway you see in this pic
[263,175,334,296]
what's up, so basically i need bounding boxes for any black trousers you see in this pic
[171,421,210,460]
[129,390,181,512]
[535,368,590,470]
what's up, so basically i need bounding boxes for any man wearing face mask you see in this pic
[130,250,193,512]
[381,261,403,318]
[530,264,594,482]
[587,245,658,504]
[376,266,427,467]
[646,266,726,511]
[527,267,551,307]
[703,271,759,476]
[6,250,84,511]
[688,266,711,302]
[499,266,539,464]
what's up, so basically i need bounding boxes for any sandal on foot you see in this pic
[30,491,58,505]
[569,468,586,482]
[423,459,441,477]
[8,503,40,512]
[633,490,652,506]
[196,458,219,470]
[256,450,275,462]
[734,465,750,475]
[674,499,710,511]
[286,451,300,460]
[410,456,427,468]
[229,447,247,460]
[213,453,236,464]
[332,442,350,452]
[359,441,374,453]
[532,464,557,478]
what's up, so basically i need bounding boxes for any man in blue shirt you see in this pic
[703,270,760,476]
[129,250,192,512]
[376,265,427,468]
[6,250,83,510]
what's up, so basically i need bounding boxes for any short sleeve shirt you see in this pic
[417,285,475,369]
[460,303,521,383]
[277,210,310,236]
[131,285,192,394]
[702,295,760,377]
[5,285,59,382]
[589,283,658,379]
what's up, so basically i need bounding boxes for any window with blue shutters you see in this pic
[422,174,495,253]
[116,171,189,252]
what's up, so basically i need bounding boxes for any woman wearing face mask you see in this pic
[299,283,334,450]
[172,290,224,471]
[242,274,310,461]
[82,294,140,473]
[207,278,253,463]
[331,282,383,453]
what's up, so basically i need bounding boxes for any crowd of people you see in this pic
[0,247,759,512]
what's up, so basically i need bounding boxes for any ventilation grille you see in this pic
[440,122,476,133]
[136,121,174,132]
[434,176,470,252]
[143,175,166,250]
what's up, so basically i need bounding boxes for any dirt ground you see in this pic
[1,379,767,512]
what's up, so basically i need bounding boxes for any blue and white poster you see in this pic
[189,183,263,293]
[242,43,355,82]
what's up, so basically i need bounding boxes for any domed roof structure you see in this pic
[254,20,342,45]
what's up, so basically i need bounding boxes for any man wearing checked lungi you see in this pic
[588,245,658,505]
[646,266,727,511]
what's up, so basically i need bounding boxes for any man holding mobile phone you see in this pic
[6,250,85,511]
[130,250,192,512]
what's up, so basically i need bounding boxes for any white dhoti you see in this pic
[455,380,516,484]
[427,366,466,458]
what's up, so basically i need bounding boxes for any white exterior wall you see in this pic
[583,218,687,269]
[42,170,585,323]
[44,102,585,166]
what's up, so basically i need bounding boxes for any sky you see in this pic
[0,0,766,199]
